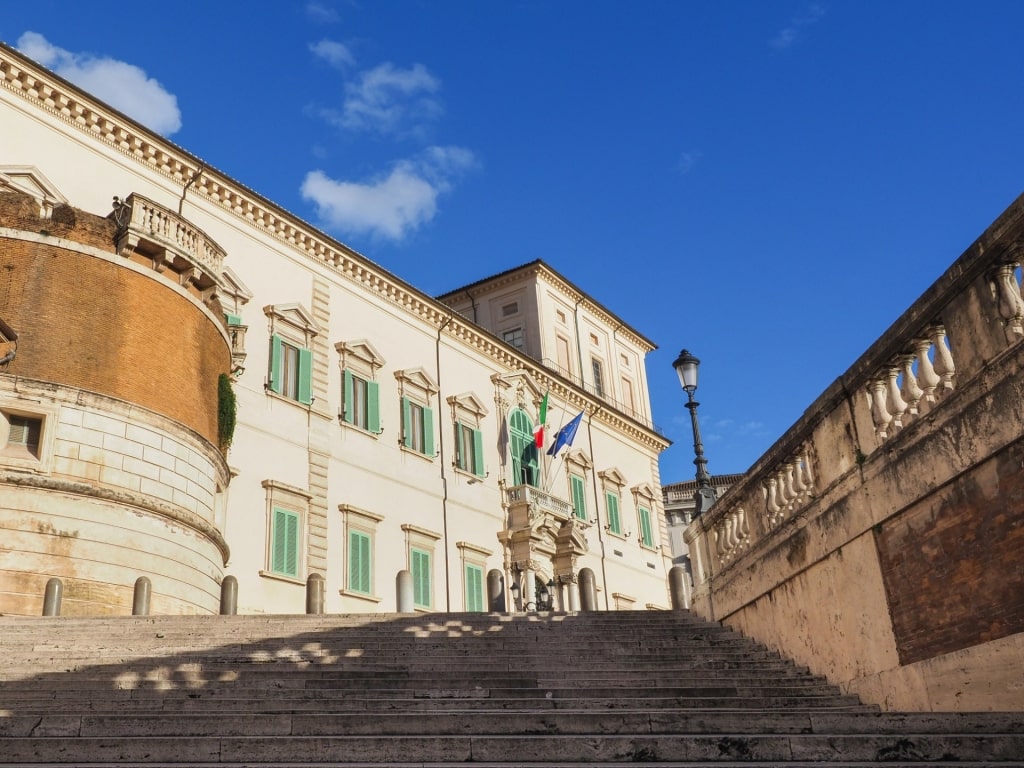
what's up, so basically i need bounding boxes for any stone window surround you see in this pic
[564,449,594,524]
[631,482,659,551]
[447,392,488,480]
[402,523,441,612]
[336,339,386,435]
[260,479,313,585]
[339,503,384,603]
[395,367,438,459]
[264,303,319,406]
[457,540,493,612]
[0,399,59,473]
[599,467,628,539]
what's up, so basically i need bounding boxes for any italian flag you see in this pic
[534,392,549,449]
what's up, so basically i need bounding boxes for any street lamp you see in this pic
[672,349,717,518]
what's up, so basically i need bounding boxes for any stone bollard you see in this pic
[486,569,505,612]
[219,575,238,615]
[396,570,413,613]
[668,565,688,610]
[132,577,152,616]
[579,567,597,611]
[305,573,325,615]
[42,577,63,616]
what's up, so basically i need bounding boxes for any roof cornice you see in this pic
[0,43,668,453]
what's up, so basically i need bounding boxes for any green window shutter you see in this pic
[639,506,653,547]
[297,347,313,405]
[366,380,381,433]
[225,313,242,326]
[272,507,299,577]
[402,397,413,449]
[571,474,587,520]
[269,335,283,394]
[454,421,464,469]
[349,531,371,594]
[342,370,354,424]
[606,492,621,534]
[472,428,486,478]
[465,564,484,612]
[412,548,431,608]
[423,406,434,456]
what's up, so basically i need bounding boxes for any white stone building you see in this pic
[0,42,672,615]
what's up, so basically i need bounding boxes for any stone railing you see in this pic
[682,192,1024,712]
[114,193,226,288]
[506,484,573,522]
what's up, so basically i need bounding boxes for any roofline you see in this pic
[437,258,658,352]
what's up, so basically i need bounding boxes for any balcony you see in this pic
[113,193,226,296]
[506,483,573,527]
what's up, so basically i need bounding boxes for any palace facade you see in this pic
[0,43,671,616]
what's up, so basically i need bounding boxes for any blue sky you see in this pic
[4,2,1024,485]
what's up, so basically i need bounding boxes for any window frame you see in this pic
[402,523,442,612]
[395,368,438,459]
[265,304,319,407]
[0,401,58,473]
[508,407,539,487]
[339,504,384,603]
[336,340,385,436]
[448,392,488,480]
[457,540,493,613]
[260,479,313,584]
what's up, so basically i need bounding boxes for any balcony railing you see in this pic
[506,483,573,522]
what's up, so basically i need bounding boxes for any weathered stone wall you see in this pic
[685,191,1024,711]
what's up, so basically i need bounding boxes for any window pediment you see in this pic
[564,448,592,472]
[395,367,438,398]
[447,392,489,418]
[599,467,627,489]
[0,165,68,218]
[221,267,253,308]
[264,303,320,337]
[336,339,386,373]
[492,370,545,411]
[631,482,657,505]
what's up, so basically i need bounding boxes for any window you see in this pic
[348,530,372,594]
[502,327,524,350]
[340,504,383,602]
[465,564,484,612]
[621,377,636,414]
[265,304,319,406]
[605,491,622,535]
[403,397,434,454]
[337,339,385,435]
[509,408,539,487]
[343,370,380,432]
[556,335,572,376]
[411,548,431,608]
[570,473,587,521]
[592,357,605,397]
[456,421,485,476]
[270,507,300,578]
[5,414,41,458]
[449,392,488,480]
[457,541,492,612]
[395,368,438,458]
[638,506,654,548]
[501,302,519,317]
[261,479,312,583]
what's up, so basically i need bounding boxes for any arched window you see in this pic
[509,408,538,487]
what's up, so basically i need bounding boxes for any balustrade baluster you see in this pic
[885,365,908,431]
[899,354,923,415]
[930,325,956,393]
[993,261,1024,341]
[868,378,892,439]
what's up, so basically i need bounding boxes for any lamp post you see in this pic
[672,349,717,518]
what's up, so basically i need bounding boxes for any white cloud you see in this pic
[16,32,182,136]
[336,62,442,135]
[306,2,340,23]
[770,3,826,50]
[310,39,355,70]
[678,151,702,174]
[301,146,476,240]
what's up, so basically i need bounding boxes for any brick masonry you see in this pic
[0,191,230,444]
[875,437,1024,666]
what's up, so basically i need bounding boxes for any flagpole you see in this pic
[543,398,571,493]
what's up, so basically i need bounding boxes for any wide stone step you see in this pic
[5,711,1014,738]
[3,732,1023,763]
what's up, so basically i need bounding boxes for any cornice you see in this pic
[0,44,668,454]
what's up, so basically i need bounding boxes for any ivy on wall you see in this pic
[218,373,237,452]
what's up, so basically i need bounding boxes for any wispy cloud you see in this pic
[300,146,477,241]
[16,32,182,135]
[309,39,355,70]
[324,62,442,137]
[306,2,340,24]
[678,151,702,175]
[770,4,826,50]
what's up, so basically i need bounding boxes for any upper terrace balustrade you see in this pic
[506,483,574,526]
[682,195,1024,712]
[113,193,226,300]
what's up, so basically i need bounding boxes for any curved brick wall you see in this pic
[0,194,230,444]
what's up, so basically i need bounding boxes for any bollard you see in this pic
[579,567,597,611]
[396,570,413,613]
[132,576,152,616]
[42,577,63,616]
[219,575,238,615]
[486,569,505,612]
[668,565,688,610]
[305,573,325,615]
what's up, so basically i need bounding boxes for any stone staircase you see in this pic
[0,610,1020,766]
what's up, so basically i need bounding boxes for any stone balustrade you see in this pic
[683,193,1024,712]
[506,483,574,522]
